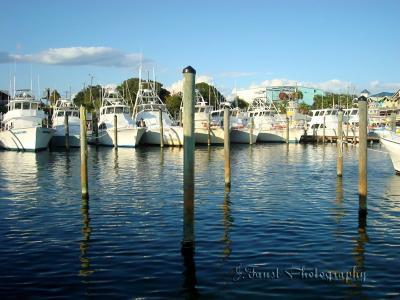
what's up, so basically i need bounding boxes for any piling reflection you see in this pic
[332,177,345,226]
[79,197,93,277]
[221,187,232,261]
[181,244,198,299]
[113,148,119,173]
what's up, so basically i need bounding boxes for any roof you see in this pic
[360,89,370,94]
[370,91,394,97]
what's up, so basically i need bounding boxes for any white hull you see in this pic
[97,127,145,147]
[51,134,81,147]
[380,133,400,174]
[230,128,259,144]
[0,127,54,151]
[194,127,224,144]
[258,127,305,143]
[141,126,184,146]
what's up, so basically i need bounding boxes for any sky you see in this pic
[1,0,399,101]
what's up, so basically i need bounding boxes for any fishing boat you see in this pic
[211,103,259,144]
[192,90,224,144]
[96,88,145,147]
[51,98,80,147]
[378,130,400,174]
[0,89,54,151]
[133,78,183,146]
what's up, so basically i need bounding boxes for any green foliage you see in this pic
[73,85,102,111]
[165,93,182,119]
[298,102,312,114]
[44,89,61,105]
[312,93,355,110]
[195,82,225,107]
[277,100,287,114]
[233,96,249,109]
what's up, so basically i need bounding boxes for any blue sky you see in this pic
[1,0,399,100]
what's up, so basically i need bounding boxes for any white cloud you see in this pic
[166,75,213,94]
[0,47,151,68]
[368,80,400,92]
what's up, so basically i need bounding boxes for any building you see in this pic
[0,90,10,110]
[360,89,370,98]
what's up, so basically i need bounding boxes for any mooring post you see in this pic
[207,113,211,146]
[64,113,70,151]
[113,115,118,148]
[285,117,290,144]
[80,106,89,199]
[224,107,231,188]
[182,66,196,247]
[322,115,326,144]
[159,108,164,148]
[249,117,254,144]
[94,115,99,146]
[358,96,368,222]
[337,109,343,177]
[391,112,396,132]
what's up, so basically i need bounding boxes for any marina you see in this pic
[1,143,399,298]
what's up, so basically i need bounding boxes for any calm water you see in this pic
[0,143,399,299]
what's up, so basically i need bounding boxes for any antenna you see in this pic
[37,74,40,101]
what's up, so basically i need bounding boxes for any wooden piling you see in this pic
[80,106,89,199]
[94,115,98,146]
[249,117,254,144]
[286,117,289,144]
[391,112,396,132]
[322,115,326,144]
[224,107,231,188]
[64,113,70,151]
[159,108,164,148]
[182,66,196,246]
[358,96,368,200]
[337,109,343,177]
[113,114,118,148]
[207,113,211,146]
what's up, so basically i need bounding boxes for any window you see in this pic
[106,107,114,114]
[102,108,106,115]
[23,102,30,109]
[115,107,123,114]
[66,111,72,116]
[31,103,38,110]
[73,112,79,117]
[57,111,64,117]
[331,110,337,115]
[351,110,357,115]
[123,107,130,114]
[15,103,21,109]
[315,111,320,116]
[99,123,107,130]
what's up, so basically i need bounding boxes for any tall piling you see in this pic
[322,115,326,144]
[207,113,211,146]
[159,108,164,148]
[80,106,89,199]
[64,113,70,151]
[224,107,231,188]
[113,115,118,148]
[337,109,343,177]
[358,96,368,223]
[182,66,196,247]
[249,117,254,144]
[391,112,396,132]
[286,117,290,144]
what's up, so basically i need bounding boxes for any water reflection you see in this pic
[79,197,93,277]
[181,245,198,299]
[221,187,232,261]
[332,177,345,226]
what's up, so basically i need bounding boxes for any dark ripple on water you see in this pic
[0,144,399,299]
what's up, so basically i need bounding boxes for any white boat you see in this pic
[378,130,400,174]
[211,103,259,144]
[133,79,183,146]
[0,89,54,151]
[191,90,224,144]
[51,98,80,147]
[248,98,306,143]
[96,88,145,147]
[308,108,346,137]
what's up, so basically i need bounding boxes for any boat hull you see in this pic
[51,134,81,147]
[96,127,145,147]
[258,128,305,143]
[141,126,184,146]
[230,128,259,144]
[380,133,400,174]
[0,127,54,151]
[194,127,224,144]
